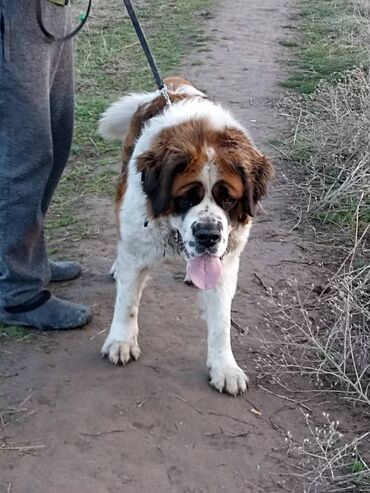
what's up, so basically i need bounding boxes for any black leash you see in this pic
[122,0,170,104]
[36,0,170,104]
[36,0,93,42]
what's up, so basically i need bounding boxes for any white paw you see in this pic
[101,338,141,365]
[209,363,249,396]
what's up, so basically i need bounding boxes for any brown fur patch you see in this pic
[213,128,274,223]
[163,76,195,91]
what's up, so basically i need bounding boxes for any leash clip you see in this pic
[160,85,172,106]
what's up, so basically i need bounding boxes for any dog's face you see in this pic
[137,120,273,260]
[169,158,239,259]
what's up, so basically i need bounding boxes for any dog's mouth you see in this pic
[171,229,223,290]
[186,255,222,290]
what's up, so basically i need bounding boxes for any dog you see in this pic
[98,77,273,395]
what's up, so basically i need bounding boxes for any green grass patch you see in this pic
[314,198,370,231]
[351,459,367,474]
[0,324,33,340]
[282,0,370,93]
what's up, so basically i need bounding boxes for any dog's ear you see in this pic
[218,128,273,222]
[136,149,187,217]
[238,152,273,221]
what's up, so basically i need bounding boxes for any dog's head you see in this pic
[137,119,273,266]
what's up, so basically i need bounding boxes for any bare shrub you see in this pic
[274,69,370,409]
[256,229,370,410]
[285,411,370,492]
[280,68,370,234]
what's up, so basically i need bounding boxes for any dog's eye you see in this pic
[221,198,237,211]
[213,182,238,212]
[175,196,193,212]
[174,184,204,214]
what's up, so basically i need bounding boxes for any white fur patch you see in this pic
[98,91,160,140]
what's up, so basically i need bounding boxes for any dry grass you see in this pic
[280,68,370,234]
[272,2,370,410]
[256,198,369,407]
[256,248,370,487]
[257,265,370,410]
[286,411,370,492]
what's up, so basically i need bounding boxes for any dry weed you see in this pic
[286,411,370,492]
[280,68,370,234]
[256,255,369,412]
[274,68,370,413]
[256,203,369,409]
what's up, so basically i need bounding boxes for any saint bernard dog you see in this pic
[98,77,273,395]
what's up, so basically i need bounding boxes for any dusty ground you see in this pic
[0,1,362,492]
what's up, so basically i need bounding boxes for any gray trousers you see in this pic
[0,0,74,307]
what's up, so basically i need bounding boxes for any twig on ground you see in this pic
[0,444,46,452]
[79,429,128,437]
[169,392,204,415]
[204,425,250,438]
[258,385,313,413]
[207,411,253,427]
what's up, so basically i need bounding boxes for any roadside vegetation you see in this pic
[265,0,370,490]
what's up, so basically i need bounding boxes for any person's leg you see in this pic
[40,9,83,283]
[41,15,74,214]
[0,0,91,327]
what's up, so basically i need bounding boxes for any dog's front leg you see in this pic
[102,251,148,365]
[198,256,248,395]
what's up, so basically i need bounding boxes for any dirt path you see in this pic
[0,1,345,492]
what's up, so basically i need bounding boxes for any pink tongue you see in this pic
[186,255,223,290]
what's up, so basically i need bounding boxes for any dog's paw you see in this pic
[209,363,249,396]
[101,339,141,365]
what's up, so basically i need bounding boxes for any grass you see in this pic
[279,0,370,236]
[281,0,370,93]
[0,325,33,341]
[71,0,213,155]
[280,67,370,237]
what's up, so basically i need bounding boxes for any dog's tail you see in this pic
[98,91,159,140]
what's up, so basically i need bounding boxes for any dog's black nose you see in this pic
[192,223,221,248]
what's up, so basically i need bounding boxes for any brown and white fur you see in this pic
[99,77,273,395]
